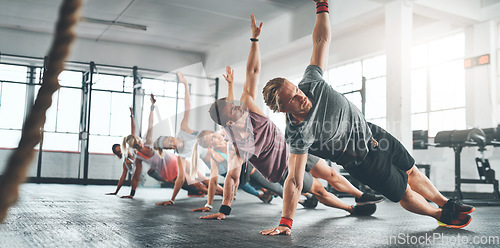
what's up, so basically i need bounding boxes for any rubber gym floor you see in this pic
[1,183,499,247]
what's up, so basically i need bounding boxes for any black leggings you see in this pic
[249,170,284,197]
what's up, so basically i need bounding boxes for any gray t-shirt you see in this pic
[285,65,372,166]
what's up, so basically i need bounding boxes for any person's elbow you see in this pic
[226,168,240,183]
[285,175,303,192]
[246,66,260,75]
[228,172,239,182]
[314,37,331,46]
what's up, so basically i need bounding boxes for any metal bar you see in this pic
[0,62,44,68]
[454,146,463,200]
[0,82,2,109]
[341,89,362,95]
[460,179,495,184]
[93,63,133,70]
[36,57,48,179]
[0,80,31,85]
[0,79,87,91]
[25,177,125,186]
[137,68,216,80]
[1,52,217,80]
[494,180,500,199]
[174,79,179,135]
[61,68,85,73]
[215,78,219,100]
[54,89,61,132]
[92,70,131,78]
[24,67,36,124]
[25,66,41,178]
[64,60,95,66]
[37,132,44,179]
[132,66,138,123]
[90,88,133,94]
[214,77,219,131]
[78,70,88,179]
[140,76,175,81]
[0,53,45,60]
[122,76,126,92]
[361,76,366,116]
[132,66,142,137]
[83,62,95,185]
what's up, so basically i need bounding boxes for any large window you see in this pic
[89,72,134,153]
[362,55,387,128]
[328,61,364,112]
[411,33,465,136]
[327,56,387,129]
[31,70,83,152]
[0,57,217,181]
[0,64,29,148]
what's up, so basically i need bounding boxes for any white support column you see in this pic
[385,1,413,150]
[464,21,498,128]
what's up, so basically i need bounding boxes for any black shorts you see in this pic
[343,123,415,202]
[280,154,320,193]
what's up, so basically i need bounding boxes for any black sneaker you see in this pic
[442,199,475,214]
[355,193,385,205]
[299,194,318,209]
[258,192,273,203]
[438,208,472,228]
[351,204,377,216]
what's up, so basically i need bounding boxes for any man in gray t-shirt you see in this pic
[285,64,372,166]
[262,0,473,233]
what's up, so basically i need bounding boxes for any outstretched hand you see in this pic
[260,226,291,236]
[150,94,156,105]
[156,200,174,206]
[120,195,134,199]
[200,212,226,220]
[191,206,211,212]
[105,192,117,195]
[177,71,188,85]
[223,66,234,85]
[250,14,263,39]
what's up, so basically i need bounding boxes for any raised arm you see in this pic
[239,14,265,115]
[223,66,235,101]
[144,94,156,146]
[129,107,136,136]
[261,153,308,236]
[178,72,195,133]
[309,0,331,71]
[200,142,242,220]
[242,13,263,101]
